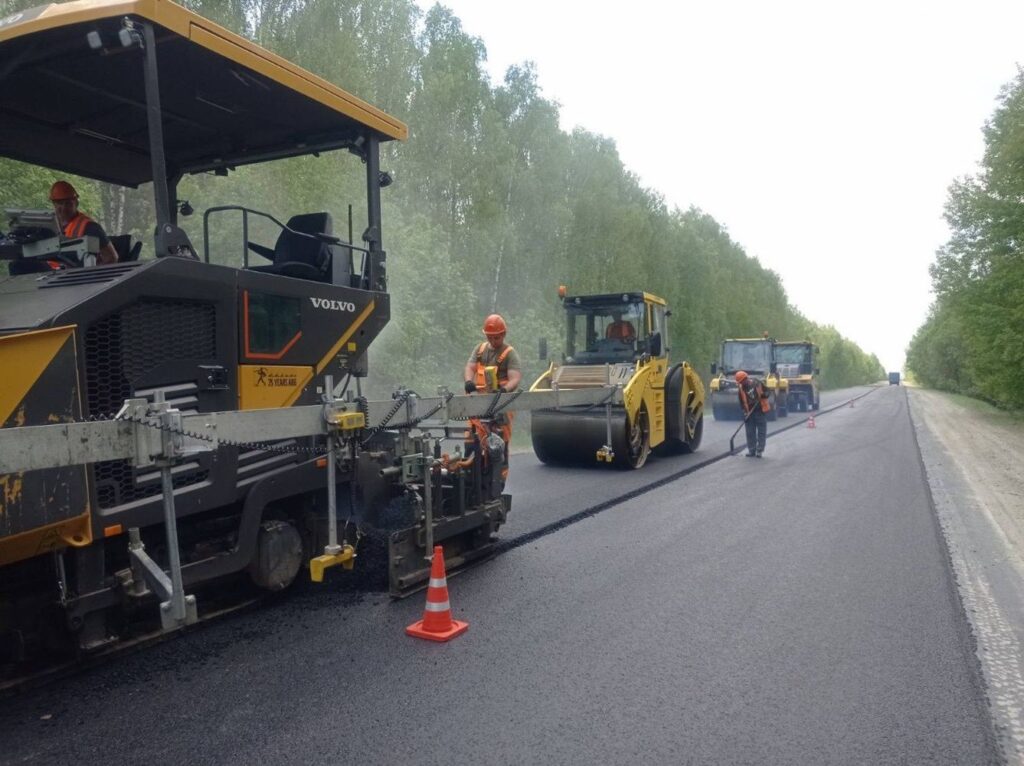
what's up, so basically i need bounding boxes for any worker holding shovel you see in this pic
[735,370,771,458]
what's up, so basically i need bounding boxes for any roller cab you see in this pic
[710,337,789,420]
[530,291,704,468]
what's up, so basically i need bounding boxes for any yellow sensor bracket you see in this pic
[327,410,365,433]
[596,446,615,463]
[309,544,356,582]
[483,366,500,392]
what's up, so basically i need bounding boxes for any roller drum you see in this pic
[711,390,744,421]
[531,407,630,466]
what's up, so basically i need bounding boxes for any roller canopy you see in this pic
[0,0,408,187]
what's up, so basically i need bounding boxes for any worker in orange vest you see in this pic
[735,370,771,457]
[605,311,636,342]
[49,180,119,265]
[463,314,522,491]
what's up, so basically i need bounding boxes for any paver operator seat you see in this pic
[248,212,335,282]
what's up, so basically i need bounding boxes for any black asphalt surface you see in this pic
[0,385,999,765]
[503,385,876,540]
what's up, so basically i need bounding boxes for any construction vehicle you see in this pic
[529,289,705,469]
[0,0,612,667]
[776,341,820,411]
[709,336,788,420]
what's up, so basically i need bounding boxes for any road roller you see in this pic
[776,340,820,411]
[709,336,789,420]
[530,290,705,469]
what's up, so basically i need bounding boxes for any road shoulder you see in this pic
[909,386,1024,763]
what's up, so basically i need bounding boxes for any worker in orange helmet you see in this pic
[735,370,771,457]
[463,314,522,493]
[49,181,119,265]
[605,310,636,343]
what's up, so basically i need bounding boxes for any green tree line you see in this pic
[907,69,1024,409]
[0,0,883,394]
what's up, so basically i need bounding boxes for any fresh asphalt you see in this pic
[502,385,876,540]
[0,386,1000,765]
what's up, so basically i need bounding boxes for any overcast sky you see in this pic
[416,0,1024,371]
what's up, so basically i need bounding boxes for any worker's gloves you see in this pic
[464,380,476,394]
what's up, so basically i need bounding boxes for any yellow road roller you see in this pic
[709,336,789,421]
[776,340,820,411]
[530,290,705,469]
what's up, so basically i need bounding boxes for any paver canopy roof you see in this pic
[0,0,407,186]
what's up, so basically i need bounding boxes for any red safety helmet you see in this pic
[49,180,79,202]
[482,314,507,335]
[734,370,748,383]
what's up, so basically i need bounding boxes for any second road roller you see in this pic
[709,335,789,421]
[529,289,705,468]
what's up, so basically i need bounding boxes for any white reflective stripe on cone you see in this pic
[424,600,451,612]
[429,578,447,589]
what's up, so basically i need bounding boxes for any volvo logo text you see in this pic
[310,298,356,312]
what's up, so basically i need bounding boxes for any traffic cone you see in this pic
[406,545,468,642]
[807,414,816,429]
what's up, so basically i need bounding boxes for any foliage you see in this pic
[907,68,1024,409]
[0,0,882,393]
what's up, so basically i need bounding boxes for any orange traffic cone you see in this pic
[406,546,468,642]
[807,414,816,429]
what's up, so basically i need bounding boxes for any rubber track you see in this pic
[496,387,879,555]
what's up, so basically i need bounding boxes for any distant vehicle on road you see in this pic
[889,372,901,385]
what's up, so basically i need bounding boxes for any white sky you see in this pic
[415,0,1024,371]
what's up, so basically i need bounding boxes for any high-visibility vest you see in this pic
[474,342,514,392]
[606,320,635,340]
[63,213,93,239]
[739,379,771,415]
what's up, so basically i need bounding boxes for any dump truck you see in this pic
[709,337,788,420]
[775,340,820,411]
[529,290,705,469]
[889,372,901,386]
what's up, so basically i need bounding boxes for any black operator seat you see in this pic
[248,212,334,282]
[109,235,143,262]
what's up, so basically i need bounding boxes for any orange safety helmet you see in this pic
[734,370,748,383]
[49,180,78,201]
[482,314,507,335]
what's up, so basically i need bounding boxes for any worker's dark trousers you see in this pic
[744,411,767,455]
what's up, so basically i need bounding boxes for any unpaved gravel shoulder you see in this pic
[910,387,1024,763]
[912,388,1024,571]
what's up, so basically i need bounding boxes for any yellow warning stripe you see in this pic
[0,326,75,426]
[314,300,375,376]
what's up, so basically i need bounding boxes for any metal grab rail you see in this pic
[201,205,370,286]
